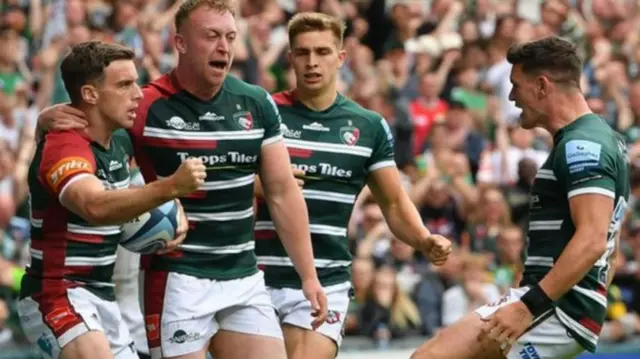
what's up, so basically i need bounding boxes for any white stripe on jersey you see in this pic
[65,254,118,266]
[29,248,43,260]
[257,256,350,268]
[568,187,615,199]
[284,139,373,158]
[368,160,396,172]
[571,285,607,308]
[555,308,599,346]
[302,189,356,204]
[528,220,563,231]
[67,223,122,236]
[535,169,556,181]
[30,217,43,229]
[158,174,255,191]
[180,242,254,254]
[143,127,265,140]
[186,207,254,222]
[524,256,554,267]
[255,221,347,237]
[262,134,283,147]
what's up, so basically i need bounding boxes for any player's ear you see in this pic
[536,75,550,99]
[174,33,187,54]
[337,49,346,68]
[81,85,99,105]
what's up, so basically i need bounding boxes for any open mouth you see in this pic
[127,106,138,118]
[304,73,321,81]
[208,60,228,70]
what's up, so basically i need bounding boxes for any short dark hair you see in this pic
[174,0,236,32]
[60,41,135,105]
[506,37,582,88]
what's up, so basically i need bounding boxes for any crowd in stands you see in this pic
[1,0,640,353]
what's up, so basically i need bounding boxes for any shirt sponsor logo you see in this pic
[303,122,330,132]
[169,329,203,344]
[177,151,257,165]
[199,112,225,121]
[281,123,302,139]
[565,140,601,165]
[109,160,123,172]
[167,116,200,131]
[46,156,93,191]
[519,343,540,359]
[292,163,353,178]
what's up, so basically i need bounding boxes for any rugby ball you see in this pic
[119,200,180,254]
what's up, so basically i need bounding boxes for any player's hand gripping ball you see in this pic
[120,200,181,254]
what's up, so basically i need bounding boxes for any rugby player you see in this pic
[19,41,205,359]
[253,12,452,359]
[36,1,327,359]
[411,37,630,359]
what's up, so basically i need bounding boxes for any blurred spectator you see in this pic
[441,252,500,326]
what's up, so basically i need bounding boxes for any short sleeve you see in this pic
[39,132,96,200]
[366,117,396,172]
[554,138,616,199]
[259,90,283,147]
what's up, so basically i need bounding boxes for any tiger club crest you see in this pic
[233,111,254,131]
[340,121,360,146]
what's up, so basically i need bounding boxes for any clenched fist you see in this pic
[171,158,207,196]
[418,234,452,266]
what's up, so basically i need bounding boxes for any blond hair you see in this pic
[391,290,422,330]
[174,0,236,32]
[287,12,345,48]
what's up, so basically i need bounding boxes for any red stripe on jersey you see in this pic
[288,148,313,158]
[182,191,207,199]
[579,317,602,334]
[41,209,72,279]
[144,137,218,150]
[143,270,170,348]
[596,284,607,297]
[35,289,84,337]
[68,234,105,244]
[255,230,277,240]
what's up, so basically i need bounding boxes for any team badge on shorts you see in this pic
[233,111,254,131]
[326,310,341,324]
[340,121,360,146]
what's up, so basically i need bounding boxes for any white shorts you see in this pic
[142,270,282,359]
[268,281,351,347]
[18,286,137,359]
[475,287,584,359]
